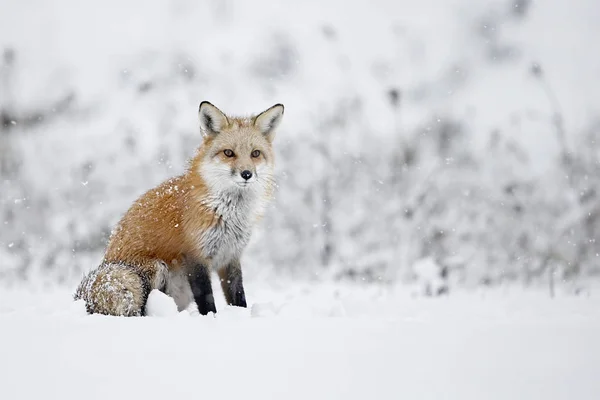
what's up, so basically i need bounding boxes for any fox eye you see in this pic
[223,149,235,157]
[251,150,261,158]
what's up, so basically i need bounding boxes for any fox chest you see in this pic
[197,201,254,268]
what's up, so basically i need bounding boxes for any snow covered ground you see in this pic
[1,1,600,397]
[1,281,599,399]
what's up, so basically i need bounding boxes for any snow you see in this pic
[2,0,600,283]
[1,281,599,400]
[413,256,448,296]
[145,289,179,317]
[1,2,599,396]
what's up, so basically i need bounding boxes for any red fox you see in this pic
[75,102,284,316]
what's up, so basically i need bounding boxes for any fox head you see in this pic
[192,101,284,196]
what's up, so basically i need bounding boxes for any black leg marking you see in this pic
[158,261,168,293]
[187,263,216,315]
[219,262,247,308]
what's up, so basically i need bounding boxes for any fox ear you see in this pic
[254,104,284,141]
[199,101,229,138]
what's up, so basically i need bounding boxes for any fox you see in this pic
[74,101,284,316]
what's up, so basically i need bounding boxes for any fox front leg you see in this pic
[218,260,247,308]
[187,262,216,315]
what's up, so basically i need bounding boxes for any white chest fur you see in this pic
[198,189,258,269]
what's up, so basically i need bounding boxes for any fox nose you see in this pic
[241,170,253,181]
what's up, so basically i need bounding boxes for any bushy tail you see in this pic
[74,262,151,316]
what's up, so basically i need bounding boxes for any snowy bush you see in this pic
[0,0,599,289]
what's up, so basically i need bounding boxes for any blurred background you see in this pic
[1,0,599,294]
